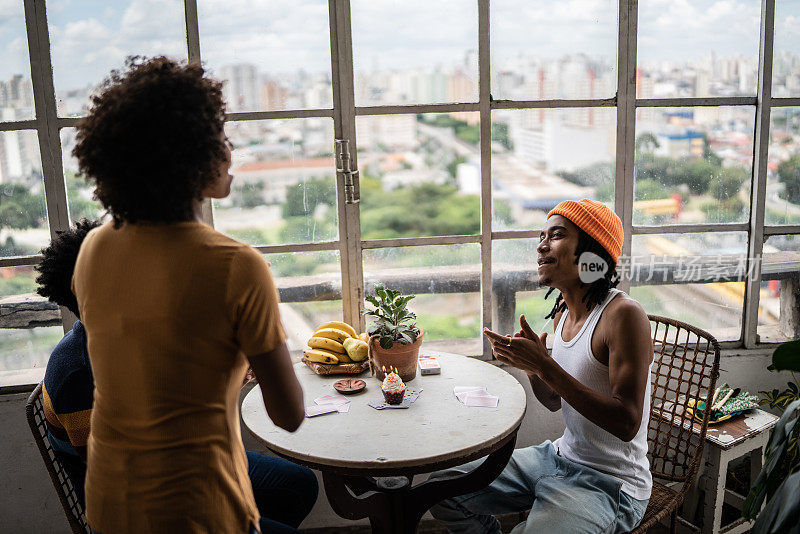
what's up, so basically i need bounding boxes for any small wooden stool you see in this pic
[682,408,779,533]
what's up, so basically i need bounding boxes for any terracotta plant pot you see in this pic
[370,329,423,382]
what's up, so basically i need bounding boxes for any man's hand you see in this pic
[485,315,562,411]
[483,315,550,378]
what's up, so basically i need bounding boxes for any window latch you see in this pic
[334,138,360,205]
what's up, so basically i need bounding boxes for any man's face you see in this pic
[536,215,580,288]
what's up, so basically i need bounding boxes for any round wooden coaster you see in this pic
[333,378,366,395]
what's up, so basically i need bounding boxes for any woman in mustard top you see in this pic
[71,57,311,534]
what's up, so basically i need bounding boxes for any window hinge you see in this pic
[334,138,360,205]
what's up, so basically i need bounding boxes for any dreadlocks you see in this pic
[544,226,620,320]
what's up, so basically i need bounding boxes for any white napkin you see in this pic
[311,394,350,414]
[454,386,499,408]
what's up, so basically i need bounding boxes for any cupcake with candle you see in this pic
[381,366,406,405]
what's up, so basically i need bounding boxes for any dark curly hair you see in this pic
[544,227,620,320]
[35,219,102,317]
[72,56,226,226]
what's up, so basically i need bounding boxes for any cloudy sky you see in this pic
[0,0,798,92]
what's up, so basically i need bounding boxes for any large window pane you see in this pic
[48,0,187,117]
[198,0,331,112]
[214,118,337,246]
[351,0,478,106]
[0,325,63,371]
[0,130,48,257]
[492,239,556,345]
[634,106,754,225]
[60,128,105,224]
[492,108,616,231]
[363,244,481,355]
[0,265,38,297]
[773,0,800,97]
[264,250,342,358]
[357,112,481,239]
[491,0,617,100]
[0,0,34,121]
[767,106,800,224]
[637,0,759,98]
[629,232,748,341]
[758,234,800,343]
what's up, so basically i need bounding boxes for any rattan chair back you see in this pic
[646,315,721,483]
[25,382,90,533]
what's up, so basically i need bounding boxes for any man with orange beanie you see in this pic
[431,199,652,533]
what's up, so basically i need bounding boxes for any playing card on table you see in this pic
[404,388,423,403]
[305,404,339,417]
[314,394,349,406]
[368,398,412,410]
[465,394,499,407]
[454,386,489,403]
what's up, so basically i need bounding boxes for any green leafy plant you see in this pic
[361,283,420,349]
[743,340,800,532]
[760,340,800,411]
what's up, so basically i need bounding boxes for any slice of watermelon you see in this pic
[334,379,366,395]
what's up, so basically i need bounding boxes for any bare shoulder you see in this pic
[601,293,653,364]
[601,293,651,337]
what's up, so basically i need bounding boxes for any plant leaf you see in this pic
[375,284,387,303]
[744,399,800,519]
[773,340,800,373]
[751,470,800,534]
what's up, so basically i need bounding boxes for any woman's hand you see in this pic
[483,315,550,378]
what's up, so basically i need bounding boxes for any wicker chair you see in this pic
[26,382,90,533]
[631,315,721,533]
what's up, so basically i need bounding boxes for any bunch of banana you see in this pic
[303,321,369,364]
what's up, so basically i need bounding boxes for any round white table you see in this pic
[241,352,527,533]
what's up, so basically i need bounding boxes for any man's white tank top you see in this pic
[551,288,652,500]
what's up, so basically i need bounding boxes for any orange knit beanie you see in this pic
[547,199,623,263]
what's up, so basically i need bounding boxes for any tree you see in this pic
[359,181,480,240]
[635,179,668,201]
[683,159,718,194]
[777,154,800,205]
[709,167,748,202]
[635,132,660,153]
[282,177,336,218]
[233,182,265,209]
[63,172,101,222]
[0,184,45,229]
[594,182,615,203]
[701,132,723,167]
[558,162,614,187]
[491,122,513,150]
[447,156,466,180]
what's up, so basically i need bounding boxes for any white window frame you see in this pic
[2,0,798,358]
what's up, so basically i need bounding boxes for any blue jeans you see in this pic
[429,441,648,534]
[88,451,317,534]
[247,451,318,533]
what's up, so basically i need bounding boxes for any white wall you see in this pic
[0,349,787,532]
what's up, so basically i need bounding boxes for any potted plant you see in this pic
[361,283,422,382]
[742,339,800,533]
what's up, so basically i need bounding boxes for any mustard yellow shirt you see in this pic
[72,221,285,534]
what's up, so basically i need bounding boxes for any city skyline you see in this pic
[2,0,800,93]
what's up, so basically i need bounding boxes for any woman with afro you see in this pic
[71,57,313,534]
